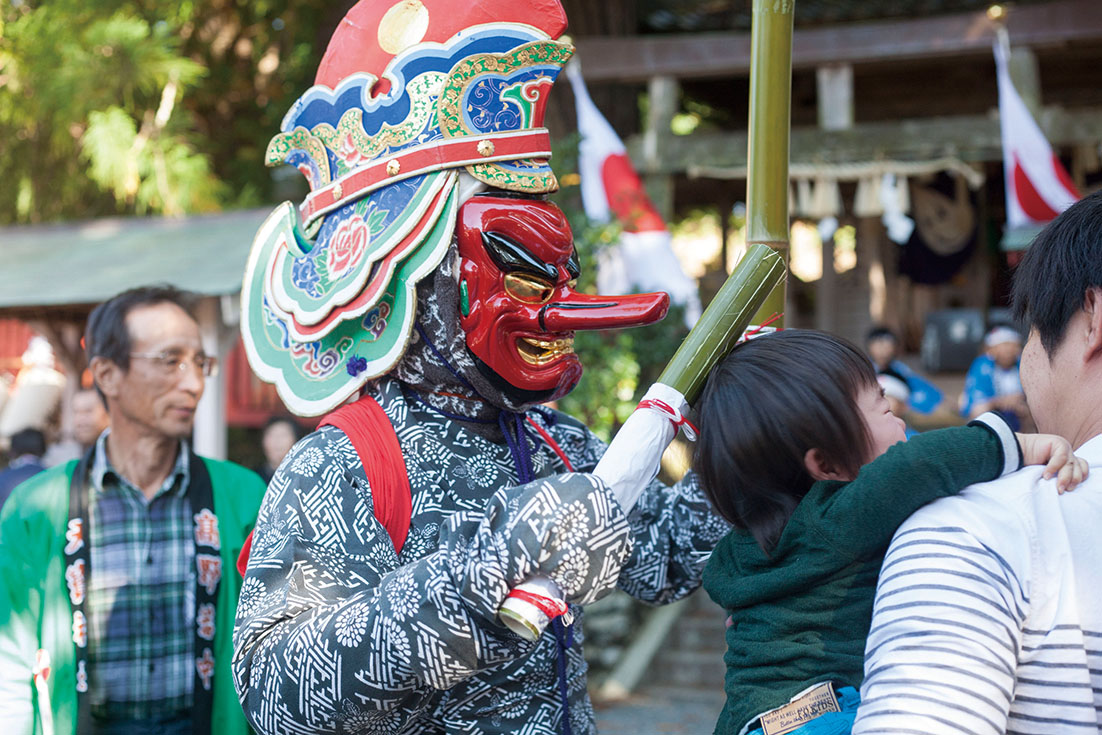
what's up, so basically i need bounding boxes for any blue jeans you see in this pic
[747,687,860,735]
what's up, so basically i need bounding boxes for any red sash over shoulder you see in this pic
[236,394,411,576]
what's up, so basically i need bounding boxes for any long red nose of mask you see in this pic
[540,291,669,332]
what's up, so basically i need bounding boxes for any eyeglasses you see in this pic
[129,351,219,377]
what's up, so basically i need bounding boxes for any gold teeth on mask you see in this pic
[516,336,575,365]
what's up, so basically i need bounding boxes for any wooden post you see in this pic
[192,296,236,460]
[643,75,679,221]
[862,217,889,328]
[813,63,852,332]
[720,197,734,273]
[816,232,838,332]
[746,0,795,325]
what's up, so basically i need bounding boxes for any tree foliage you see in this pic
[0,0,346,223]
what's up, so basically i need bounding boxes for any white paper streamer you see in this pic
[593,383,689,512]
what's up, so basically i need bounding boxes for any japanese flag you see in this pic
[994,37,1079,230]
[565,60,702,325]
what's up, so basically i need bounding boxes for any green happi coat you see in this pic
[0,457,265,735]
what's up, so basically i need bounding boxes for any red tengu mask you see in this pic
[456,195,669,402]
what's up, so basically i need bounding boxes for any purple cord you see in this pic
[514,412,533,482]
[532,404,558,427]
[498,411,534,484]
[552,616,575,735]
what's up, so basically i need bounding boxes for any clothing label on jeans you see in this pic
[760,682,841,735]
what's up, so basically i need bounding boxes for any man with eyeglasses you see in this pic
[0,285,266,735]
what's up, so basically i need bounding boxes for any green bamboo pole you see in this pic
[746,0,794,325]
[653,0,794,406]
[500,4,794,643]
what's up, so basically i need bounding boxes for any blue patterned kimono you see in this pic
[232,377,726,735]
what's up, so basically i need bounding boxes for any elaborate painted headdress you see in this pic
[241,0,574,416]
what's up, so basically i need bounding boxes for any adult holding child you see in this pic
[855,190,1102,734]
[695,328,1084,735]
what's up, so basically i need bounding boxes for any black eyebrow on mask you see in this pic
[481,231,559,280]
[565,249,580,279]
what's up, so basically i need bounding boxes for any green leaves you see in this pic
[0,4,220,220]
[80,12,206,103]
[80,104,223,214]
[557,218,691,441]
[82,106,139,200]
[0,0,332,223]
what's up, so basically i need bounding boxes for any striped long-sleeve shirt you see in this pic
[854,434,1102,735]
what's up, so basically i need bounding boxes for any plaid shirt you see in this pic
[85,432,194,721]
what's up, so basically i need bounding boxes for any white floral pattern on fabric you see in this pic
[335,603,372,647]
[552,501,590,548]
[337,698,407,735]
[383,569,421,621]
[236,576,266,619]
[289,446,325,475]
[460,455,500,488]
[551,547,592,597]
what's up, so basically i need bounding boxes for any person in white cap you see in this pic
[959,325,1030,430]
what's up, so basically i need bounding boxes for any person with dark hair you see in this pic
[695,329,1084,735]
[0,427,47,508]
[864,326,899,372]
[864,326,943,414]
[855,190,1102,734]
[71,388,110,453]
[255,415,303,484]
[0,286,266,735]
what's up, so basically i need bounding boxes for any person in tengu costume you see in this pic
[231,2,727,733]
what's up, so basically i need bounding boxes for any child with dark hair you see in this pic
[695,329,1086,735]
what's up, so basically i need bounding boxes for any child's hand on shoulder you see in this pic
[1016,433,1089,494]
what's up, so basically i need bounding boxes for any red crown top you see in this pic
[316,0,568,88]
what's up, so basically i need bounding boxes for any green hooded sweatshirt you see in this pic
[703,422,1010,734]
